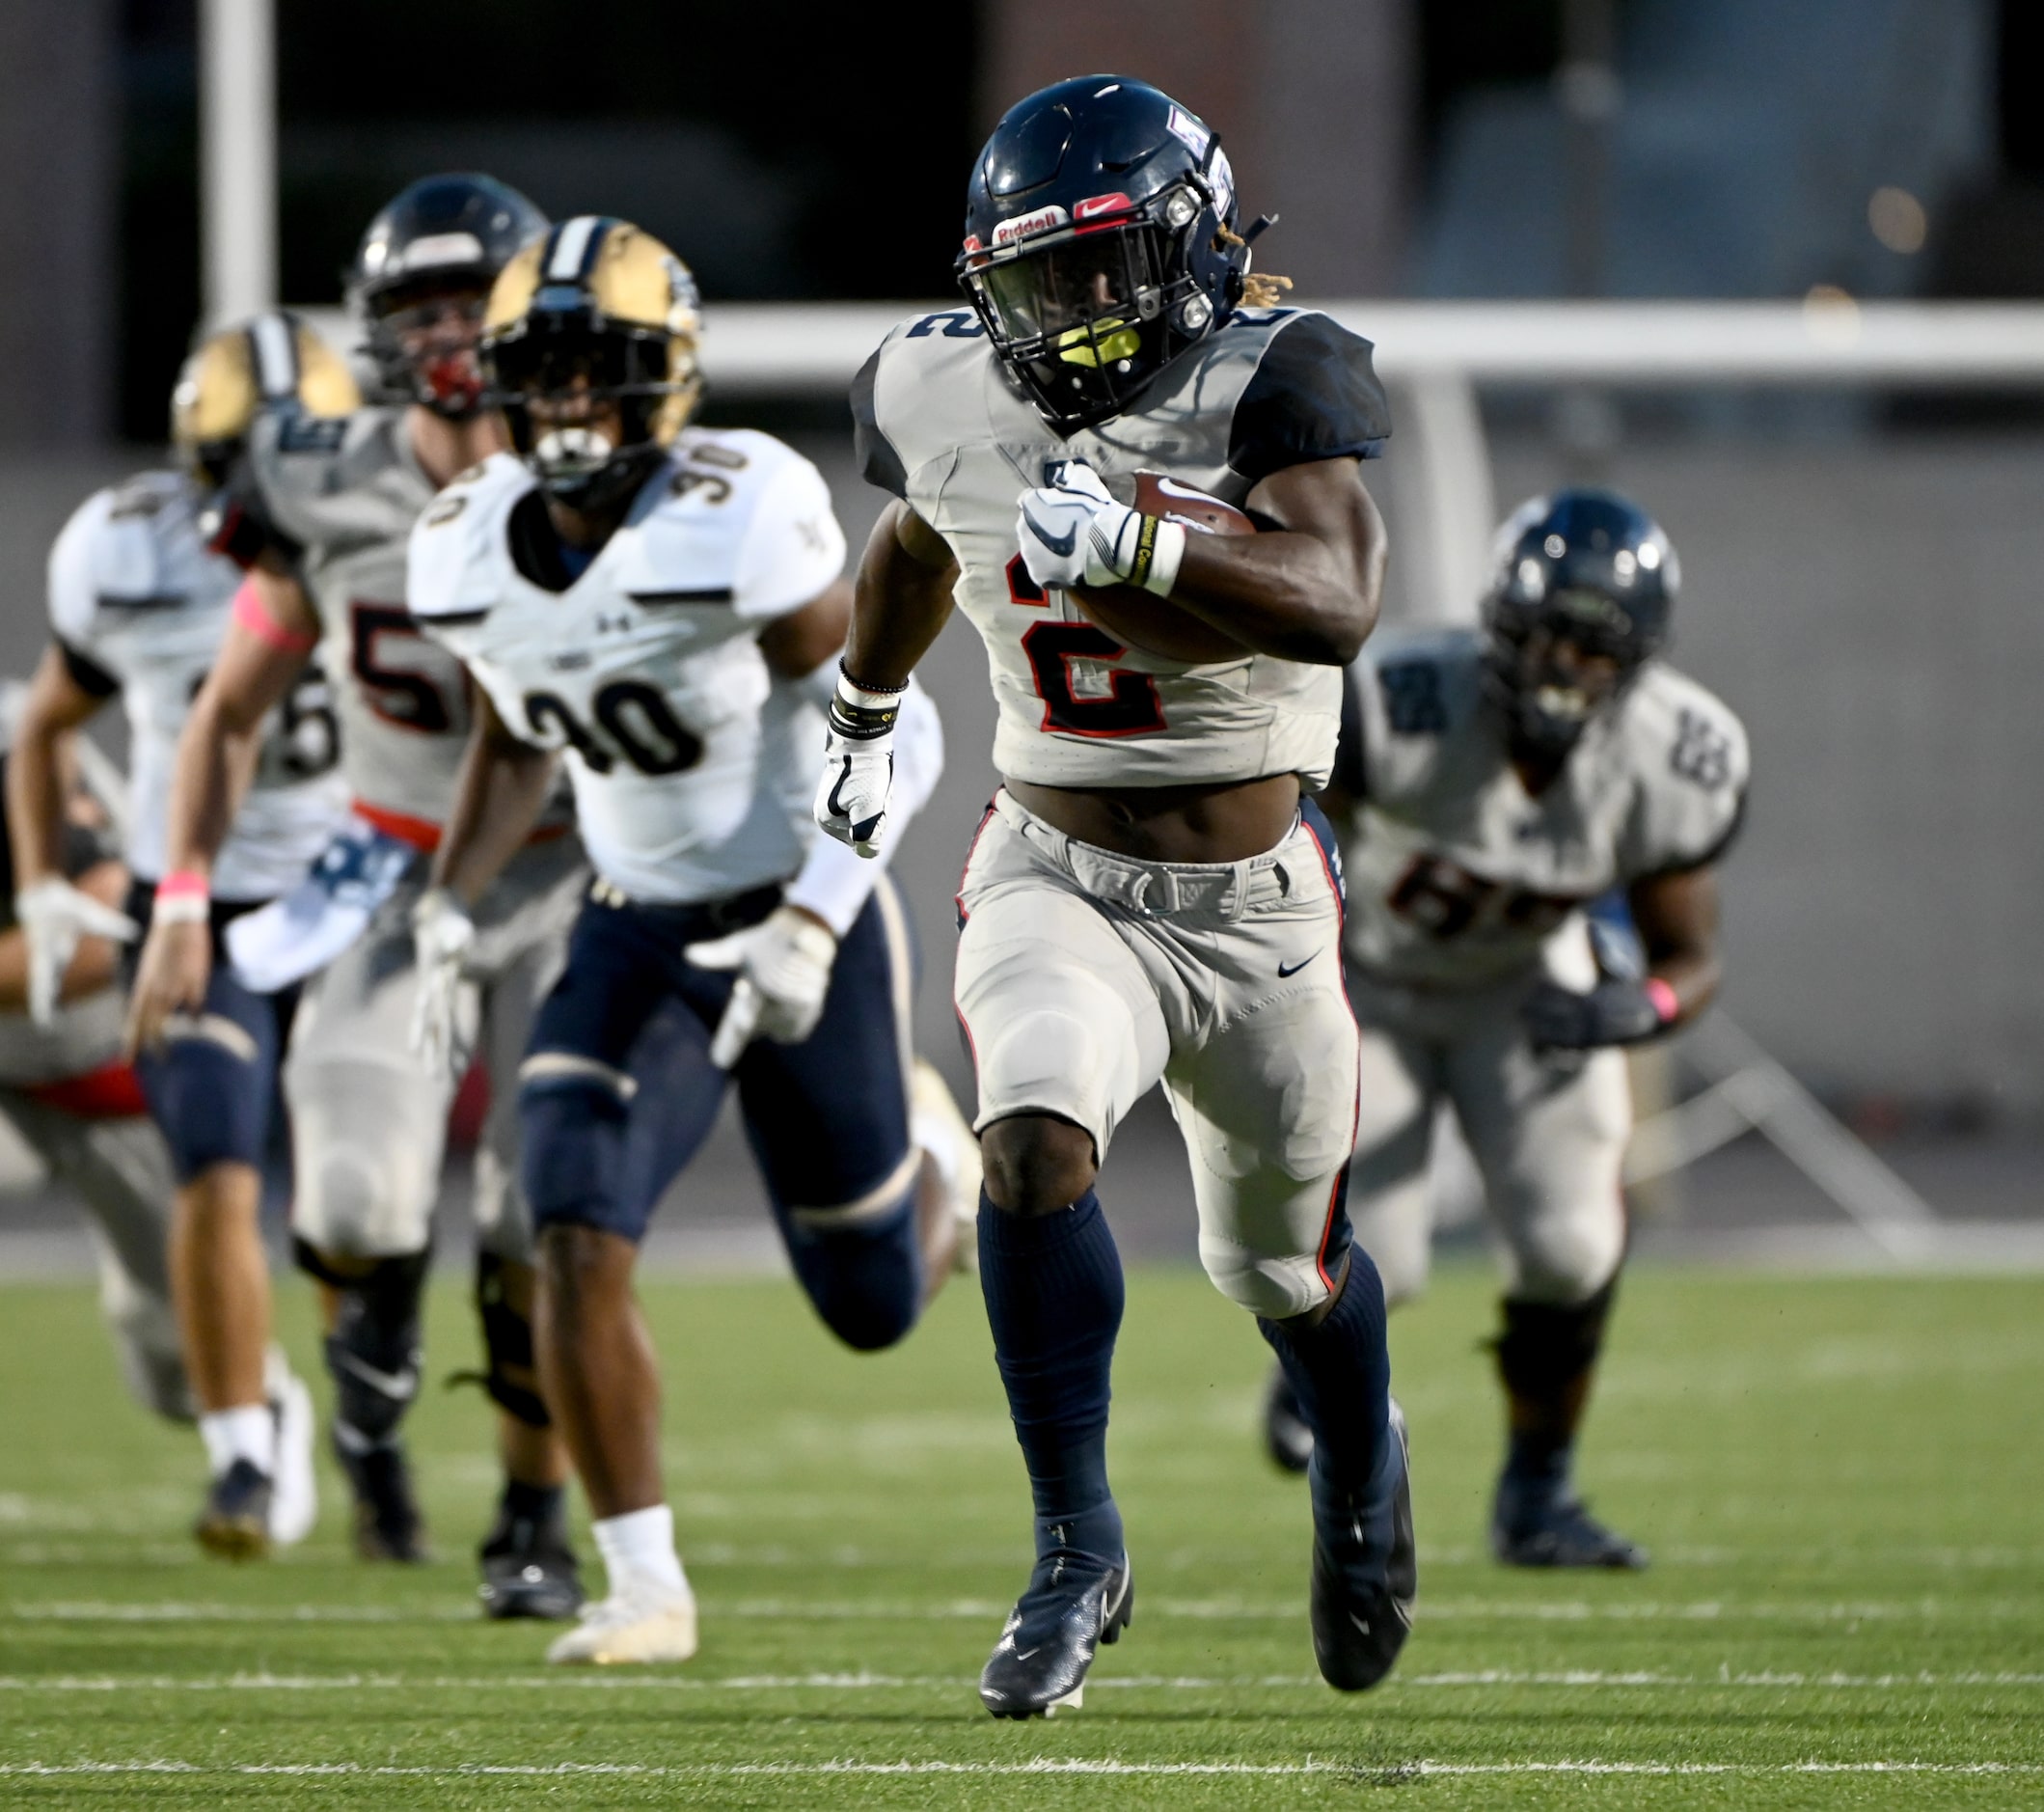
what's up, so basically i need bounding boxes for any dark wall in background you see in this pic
[0,0,118,448]
[110,0,978,441]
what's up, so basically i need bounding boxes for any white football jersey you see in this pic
[235,406,472,828]
[48,470,346,900]
[853,306,1390,790]
[1338,627,1750,989]
[408,431,846,904]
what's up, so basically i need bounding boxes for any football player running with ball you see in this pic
[1263,490,1749,1571]
[822,76,1413,1716]
[14,314,353,1555]
[409,217,965,1665]
[128,177,587,1611]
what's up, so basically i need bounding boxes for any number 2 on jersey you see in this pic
[1022,622,1168,737]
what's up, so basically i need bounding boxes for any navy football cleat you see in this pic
[1262,1363,1314,1474]
[979,1548,1133,1717]
[1491,1477,1648,1570]
[478,1493,586,1620]
[334,1432,429,1563]
[1309,1398,1415,1691]
[194,1458,273,1561]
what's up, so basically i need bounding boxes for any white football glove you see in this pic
[408,887,477,1083]
[1015,459,1186,596]
[15,878,138,1027]
[813,667,904,859]
[684,905,839,1069]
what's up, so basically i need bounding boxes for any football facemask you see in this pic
[369,282,491,418]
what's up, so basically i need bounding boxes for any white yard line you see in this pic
[0,1760,2040,1778]
[2,1669,2039,1692]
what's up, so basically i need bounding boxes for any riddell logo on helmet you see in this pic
[993,205,1069,246]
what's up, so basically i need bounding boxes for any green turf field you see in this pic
[1,1263,2040,1808]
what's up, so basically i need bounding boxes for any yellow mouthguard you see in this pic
[1055,320,1141,368]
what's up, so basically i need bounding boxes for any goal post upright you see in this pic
[200,0,278,331]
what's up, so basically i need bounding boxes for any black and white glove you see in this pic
[1015,459,1186,595]
[813,666,904,859]
[15,878,138,1026]
[685,906,839,1068]
[1523,976,1677,1051]
[408,887,477,1082]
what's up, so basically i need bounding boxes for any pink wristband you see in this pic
[232,577,317,653]
[155,870,210,902]
[1644,976,1680,1024]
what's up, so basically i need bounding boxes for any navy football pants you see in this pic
[520,878,924,1352]
[124,880,295,1186]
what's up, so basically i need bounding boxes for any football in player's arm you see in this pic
[12,313,355,1558]
[816,76,1416,1717]
[1267,487,1749,1571]
[126,177,593,1612]
[408,215,966,1667]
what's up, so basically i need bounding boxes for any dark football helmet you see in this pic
[957,75,1258,430]
[349,174,548,418]
[1482,489,1679,757]
[480,215,702,512]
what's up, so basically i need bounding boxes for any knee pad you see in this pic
[139,1031,269,1184]
[315,1249,429,1448]
[1493,1277,1619,1402]
[467,1252,550,1429]
[974,1008,1118,1151]
[290,1066,439,1260]
[1506,1206,1626,1307]
[1197,1166,1355,1322]
[781,1185,921,1353]
[518,1070,640,1242]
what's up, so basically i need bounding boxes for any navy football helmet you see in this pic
[957,75,1257,430]
[1483,489,1679,756]
[348,174,548,418]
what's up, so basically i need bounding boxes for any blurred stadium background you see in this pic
[3,0,2042,1279]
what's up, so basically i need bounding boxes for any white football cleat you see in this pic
[545,1575,699,1665]
[911,1057,983,1272]
[264,1355,317,1549]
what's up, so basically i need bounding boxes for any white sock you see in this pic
[592,1505,688,1597]
[912,1109,960,1194]
[199,1404,276,1479]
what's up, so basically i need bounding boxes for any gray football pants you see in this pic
[286,837,586,1266]
[1347,968,1631,1308]
[1,1091,192,1420]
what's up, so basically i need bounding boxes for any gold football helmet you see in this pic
[172,311,360,491]
[481,216,702,508]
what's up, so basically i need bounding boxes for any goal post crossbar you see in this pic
[294,300,2044,398]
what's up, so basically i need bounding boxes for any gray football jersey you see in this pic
[854,307,1389,789]
[1339,628,1749,989]
[239,406,470,825]
[48,470,345,898]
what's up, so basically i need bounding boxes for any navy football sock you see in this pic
[1257,1247,1392,1489]
[1493,1283,1616,1501]
[977,1186,1125,1565]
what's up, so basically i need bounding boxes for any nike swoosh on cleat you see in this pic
[1014,1647,1041,1661]
[1021,501,1077,558]
[1350,1614,1372,1635]
[1277,951,1320,977]
[331,1352,419,1402]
